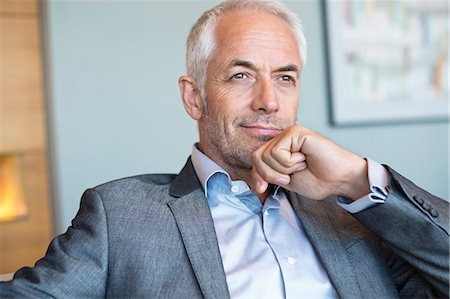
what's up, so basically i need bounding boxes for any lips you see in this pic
[241,124,282,138]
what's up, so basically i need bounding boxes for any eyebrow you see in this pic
[228,59,300,74]
[229,59,257,70]
[276,64,299,73]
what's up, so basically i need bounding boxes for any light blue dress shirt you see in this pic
[191,144,388,298]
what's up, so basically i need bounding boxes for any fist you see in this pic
[250,125,370,201]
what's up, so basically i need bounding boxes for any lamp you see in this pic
[0,154,28,222]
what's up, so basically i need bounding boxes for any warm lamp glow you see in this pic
[0,155,28,222]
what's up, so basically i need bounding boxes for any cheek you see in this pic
[287,101,299,120]
[278,94,299,122]
[214,83,252,104]
[208,85,251,117]
[277,87,299,109]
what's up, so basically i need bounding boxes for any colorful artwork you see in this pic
[325,0,448,125]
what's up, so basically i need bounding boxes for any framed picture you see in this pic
[324,0,449,125]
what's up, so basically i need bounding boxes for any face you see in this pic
[198,10,301,176]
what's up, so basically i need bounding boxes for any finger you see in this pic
[294,161,307,172]
[272,151,306,167]
[252,154,291,187]
[261,150,305,175]
[265,130,306,167]
[250,167,269,194]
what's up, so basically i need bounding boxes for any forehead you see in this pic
[212,9,301,67]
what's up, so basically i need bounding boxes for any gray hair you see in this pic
[186,0,307,106]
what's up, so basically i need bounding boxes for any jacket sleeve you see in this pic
[0,189,108,298]
[353,166,449,298]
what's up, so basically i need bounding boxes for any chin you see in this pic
[258,135,275,142]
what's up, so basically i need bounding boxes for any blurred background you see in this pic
[0,0,448,274]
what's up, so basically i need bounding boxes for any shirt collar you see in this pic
[191,143,229,198]
[191,143,282,199]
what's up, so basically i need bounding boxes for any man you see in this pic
[1,0,448,298]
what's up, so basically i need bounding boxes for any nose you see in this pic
[251,78,279,113]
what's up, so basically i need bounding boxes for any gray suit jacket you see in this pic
[1,158,449,298]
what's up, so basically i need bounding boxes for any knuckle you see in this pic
[262,152,273,163]
[251,151,259,161]
[259,168,272,181]
[280,154,294,167]
[262,150,272,161]
[269,147,278,157]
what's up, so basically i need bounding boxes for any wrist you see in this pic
[340,157,371,201]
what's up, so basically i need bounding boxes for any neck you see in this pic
[204,152,271,204]
[257,190,271,204]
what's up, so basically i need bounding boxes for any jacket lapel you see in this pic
[167,158,230,299]
[287,191,363,299]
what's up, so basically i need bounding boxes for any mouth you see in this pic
[240,124,282,138]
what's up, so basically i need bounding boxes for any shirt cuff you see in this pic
[336,158,389,213]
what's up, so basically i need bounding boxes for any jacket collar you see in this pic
[169,157,202,198]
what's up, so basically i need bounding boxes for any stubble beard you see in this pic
[204,112,296,172]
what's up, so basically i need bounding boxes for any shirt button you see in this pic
[231,185,239,193]
[287,257,296,265]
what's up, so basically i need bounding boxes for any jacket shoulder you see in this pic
[86,173,178,207]
[94,173,176,190]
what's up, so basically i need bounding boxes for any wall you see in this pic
[0,0,53,272]
[42,1,449,234]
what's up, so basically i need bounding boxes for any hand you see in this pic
[250,125,370,200]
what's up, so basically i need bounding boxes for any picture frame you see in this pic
[323,0,449,126]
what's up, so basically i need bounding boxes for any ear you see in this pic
[178,76,203,120]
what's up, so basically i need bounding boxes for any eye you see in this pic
[277,75,297,87]
[231,73,247,80]
[280,75,295,83]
